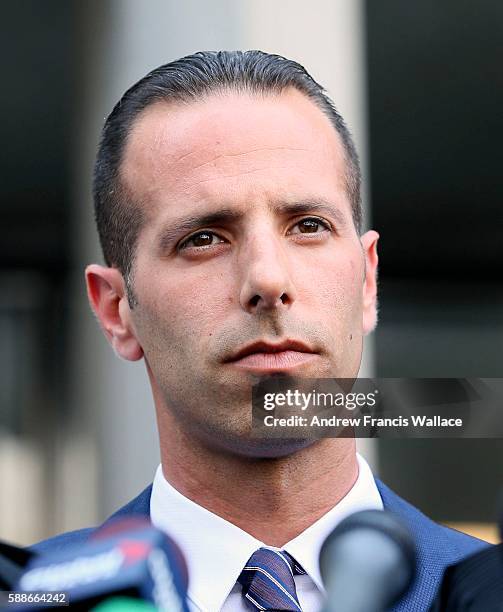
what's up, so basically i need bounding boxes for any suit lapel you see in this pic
[376,478,455,611]
[99,484,153,529]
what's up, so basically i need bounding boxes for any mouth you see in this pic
[224,339,318,374]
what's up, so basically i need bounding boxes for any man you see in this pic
[33,51,487,611]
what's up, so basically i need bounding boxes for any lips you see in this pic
[225,339,317,372]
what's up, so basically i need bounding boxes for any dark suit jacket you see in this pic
[31,478,489,611]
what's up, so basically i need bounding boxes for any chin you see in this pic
[221,435,317,459]
[192,411,318,459]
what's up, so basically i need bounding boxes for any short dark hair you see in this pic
[93,50,362,286]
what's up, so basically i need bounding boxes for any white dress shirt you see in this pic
[150,453,383,612]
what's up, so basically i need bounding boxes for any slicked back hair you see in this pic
[93,50,362,298]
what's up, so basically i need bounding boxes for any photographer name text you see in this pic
[263,415,464,428]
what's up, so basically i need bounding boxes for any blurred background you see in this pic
[1,0,502,545]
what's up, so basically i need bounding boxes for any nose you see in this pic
[239,233,297,314]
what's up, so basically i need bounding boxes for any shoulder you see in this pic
[375,478,491,611]
[29,484,153,556]
[30,527,95,555]
[376,478,488,558]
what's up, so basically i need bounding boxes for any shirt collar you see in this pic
[283,452,383,593]
[150,453,382,611]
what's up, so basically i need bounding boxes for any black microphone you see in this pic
[0,541,36,590]
[319,509,416,612]
[14,519,189,611]
[428,493,503,611]
[428,543,503,611]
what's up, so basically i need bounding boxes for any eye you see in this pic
[289,217,332,235]
[178,230,226,250]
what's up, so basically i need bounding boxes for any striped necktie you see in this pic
[238,547,306,611]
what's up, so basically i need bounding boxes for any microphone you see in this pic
[90,516,188,590]
[429,493,503,611]
[428,543,503,611]
[0,540,36,590]
[91,595,159,610]
[319,509,416,612]
[14,520,189,611]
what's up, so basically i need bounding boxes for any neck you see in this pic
[158,415,358,547]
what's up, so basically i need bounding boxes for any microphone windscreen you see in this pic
[16,519,189,611]
[91,595,159,611]
[91,518,189,592]
[429,543,503,611]
[0,540,37,590]
[319,509,416,612]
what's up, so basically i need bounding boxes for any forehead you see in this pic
[121,88,350,219]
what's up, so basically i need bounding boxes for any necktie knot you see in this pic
[238,547,305,611]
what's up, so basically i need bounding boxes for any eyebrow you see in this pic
[158,209,243,251]
[157,199,348,251]
[272,200,348,228]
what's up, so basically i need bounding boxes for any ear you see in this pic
[85,264,144,361]
[360,230,379,335]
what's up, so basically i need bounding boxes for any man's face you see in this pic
[118,88,378,454]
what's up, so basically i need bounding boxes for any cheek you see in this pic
[301,252,363,317]
[134,266,231,353]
